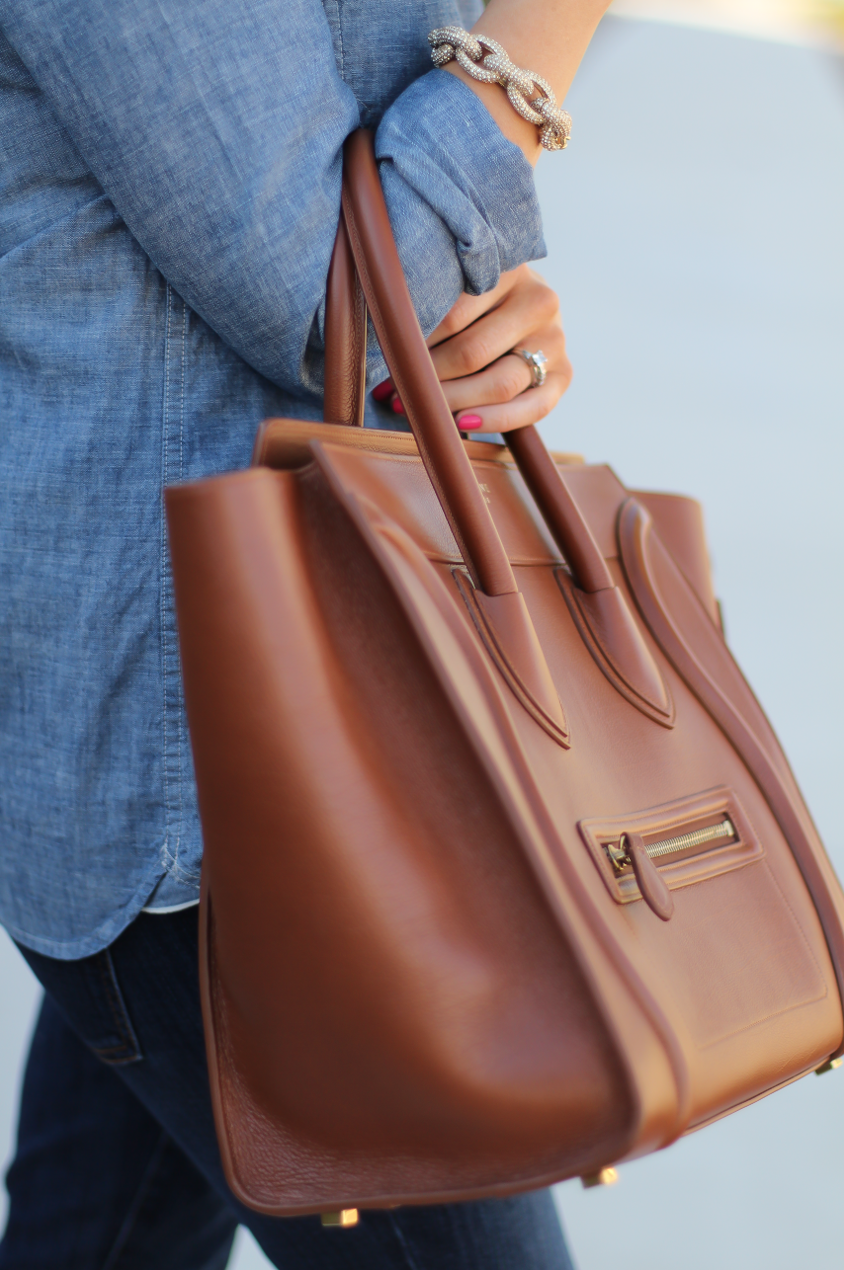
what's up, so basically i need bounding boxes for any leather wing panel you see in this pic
[618,496,844,1053]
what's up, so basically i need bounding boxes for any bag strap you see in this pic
[339,131,517,599]
[330,132,675,728]
[328,130,615,599]
[324,213,367,429]
[334,131,579,742]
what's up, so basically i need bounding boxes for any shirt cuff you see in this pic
[375,69,547,350]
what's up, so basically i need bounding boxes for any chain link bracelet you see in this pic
[428,26,572,152]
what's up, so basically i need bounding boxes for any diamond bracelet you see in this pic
[428,26,572,152]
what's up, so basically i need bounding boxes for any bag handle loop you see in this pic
[324,212,367,430]
[326,133,675,730]
[329,131,614,597]
[339,131,518,599]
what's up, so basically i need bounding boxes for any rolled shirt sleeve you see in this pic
[377,70,546,343]
[0,0,545,395]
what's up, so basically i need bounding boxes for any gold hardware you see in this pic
[606,836,630,874]
[321,1209,360,1227]
[581,1166,619,1189]
[607,819,735,874]
[815,1057,843,1075]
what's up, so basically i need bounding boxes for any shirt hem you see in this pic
[0,858,188,960]
[141,899,200,914]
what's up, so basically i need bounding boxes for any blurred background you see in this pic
[613,0,844,43]
[536,2,844,1265]
[1,3,843,1266]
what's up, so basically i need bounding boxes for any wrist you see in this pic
[442,61,543,165]
[437,1,609,164]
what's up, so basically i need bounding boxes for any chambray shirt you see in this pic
[0,0,546,958]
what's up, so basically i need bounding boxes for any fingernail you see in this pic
[457,414,483,430]
[372,379,393,402]
[391,397,405,415]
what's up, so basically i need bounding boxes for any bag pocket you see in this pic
[578,785,761,907]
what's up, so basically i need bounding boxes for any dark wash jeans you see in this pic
[0,908,574,1269]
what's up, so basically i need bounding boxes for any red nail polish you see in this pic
[372,380,393,402]
[457,414,483,430]
[391,398,405,415]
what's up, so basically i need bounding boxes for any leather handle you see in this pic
[505,426,613,593]
[326,132,613,598]
[340,131,517,598]
[325,130,665,734]
[324,212,367,427]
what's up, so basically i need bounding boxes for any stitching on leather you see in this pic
[451,569,570,748]
[553,566,674,725]
[353,274,366,424]
[334,448,515,472]
[342,196,406,435]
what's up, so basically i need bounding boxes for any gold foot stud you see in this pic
[815,1057,843,1075]
[321,1209,359,1228]
[581,1167,619,1189]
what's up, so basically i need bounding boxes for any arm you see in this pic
[443,0,613,165]
[379,0,612,431]
[0,0,355,394]
[0,0,547,397]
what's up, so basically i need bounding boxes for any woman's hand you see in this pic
[374,264,572,433]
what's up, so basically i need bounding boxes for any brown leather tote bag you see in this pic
[165,131,844,1219]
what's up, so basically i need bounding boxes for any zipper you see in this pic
[606,817,736,875]
[579,791,760,921]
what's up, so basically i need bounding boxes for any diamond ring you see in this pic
[511,348,548,389]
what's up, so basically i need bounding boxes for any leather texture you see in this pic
[324,214,367,428]
[165,131,844,1216]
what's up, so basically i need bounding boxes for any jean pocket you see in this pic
[18,943,142,1066]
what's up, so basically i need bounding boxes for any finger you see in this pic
[441,353,534,413]
[439,329,568,414]
[389,351,570,424]
[426,268,523,350]
[455,370,572,434]
[429,276,560,383]
[372,378,393,402]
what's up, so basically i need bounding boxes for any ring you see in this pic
[511,348,548,389]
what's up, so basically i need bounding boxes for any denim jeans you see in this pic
[0,908,575,1269]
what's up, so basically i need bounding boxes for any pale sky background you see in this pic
[1,6,843,1270]
[611,0,844,44]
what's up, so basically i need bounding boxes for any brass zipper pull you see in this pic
[613,832,674,921]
